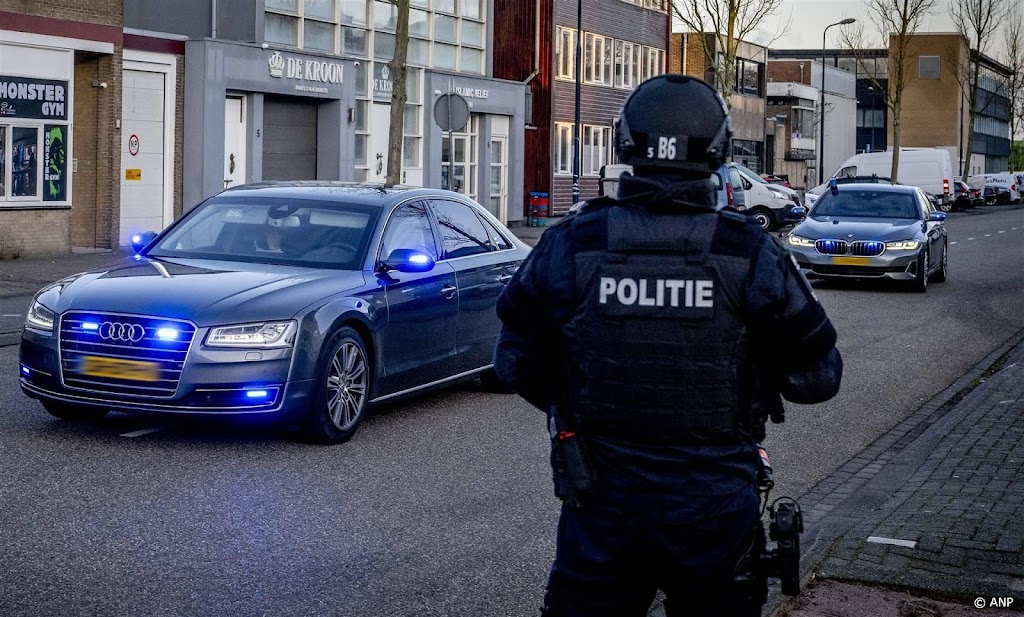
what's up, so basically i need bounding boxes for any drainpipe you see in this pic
[523,0,541,84]
[211,0,217,38]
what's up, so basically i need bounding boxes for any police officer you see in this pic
[493,74,843,617]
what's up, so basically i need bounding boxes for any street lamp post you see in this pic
[572,0,582,205]
[819,18,856,184]
[868,85,876,153]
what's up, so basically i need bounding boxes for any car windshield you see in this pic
[811,190,921,219]
[736,164,770,184]
[147,197,381,269]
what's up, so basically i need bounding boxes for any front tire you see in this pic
[304,327,370,445]
[42,400,109,421]
[930,242,948,283]
[750,207,776,232]
[911,248,929,293]
[938,200,954,213]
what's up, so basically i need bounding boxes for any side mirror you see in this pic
[382,248,435,273]
[131,231,158,253]
[929,212,947,222]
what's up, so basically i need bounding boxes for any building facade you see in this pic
[674,33,769,173]
[766,81,818,190]
[494,0,670,216]
[772,34,1011,177]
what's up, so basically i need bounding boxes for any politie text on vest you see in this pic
[598,277,714,308]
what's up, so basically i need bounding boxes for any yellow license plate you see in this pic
[78,356,160,382]
[831,256,870,266]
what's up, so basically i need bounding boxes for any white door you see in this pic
[224,96,247,189]
[120,70,166,245]
[368,102,391,184]
[488,116,510,223]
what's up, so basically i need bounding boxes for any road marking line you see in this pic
[950,241,957,245]
[1,314,23,317]
[968,237,976,240]
[999,230,1006,233]
[120,426,165,438]
[998,399,1022,405]
[985,234,992,237]
[867,536,917,548]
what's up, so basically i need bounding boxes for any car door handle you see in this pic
[497,274,513,283]
[441,285,457,299]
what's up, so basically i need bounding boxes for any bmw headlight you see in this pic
[205,321,297,348]
[787,235,816,248]
[885,240,921,250]
[25,300,55,331]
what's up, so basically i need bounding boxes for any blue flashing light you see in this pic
[156,327,179,341]
[409,253,430,264]
[245,389,270,399]
[20,365,31,376]
[82,322,100,331]
[132,234,142,245]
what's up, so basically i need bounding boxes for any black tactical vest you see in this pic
[565,201,763,445]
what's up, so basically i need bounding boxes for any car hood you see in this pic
[793,216,925,241]
[766,183,798,199]
[37,257,368,326]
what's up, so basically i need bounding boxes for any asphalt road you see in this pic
[0,206,1022,616]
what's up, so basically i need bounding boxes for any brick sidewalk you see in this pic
[772,330,1024,614]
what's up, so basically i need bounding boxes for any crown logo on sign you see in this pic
[380,64,391,81]
[268,52,285,78]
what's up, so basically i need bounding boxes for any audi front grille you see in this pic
[59,312,197,399]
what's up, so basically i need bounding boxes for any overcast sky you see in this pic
[677,0,1007,57]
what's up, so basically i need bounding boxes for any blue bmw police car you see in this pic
[20,183,529,443]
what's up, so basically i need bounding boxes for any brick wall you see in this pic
[174,55,185,217]
[768,61,813,86]
[5,0,123,27]
[72,56,100,248]
[0,210,71,258]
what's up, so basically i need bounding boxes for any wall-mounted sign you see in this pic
[268,51,344,95]
[128,134,140,156]
[43,124,67,201]
[0,76,69,120]
[125,169,142,181]
[373,63,394,100]
[453,85,489,99]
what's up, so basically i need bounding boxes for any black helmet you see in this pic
[614,74,732,174]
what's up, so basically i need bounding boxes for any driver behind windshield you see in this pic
[256,211,302,254]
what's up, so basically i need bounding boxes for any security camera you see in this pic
[354,61,360,67]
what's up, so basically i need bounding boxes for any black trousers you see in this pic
[541,485,762,617]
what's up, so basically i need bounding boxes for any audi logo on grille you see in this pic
[98,322,146,343]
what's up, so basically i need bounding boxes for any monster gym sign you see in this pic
[268,51,344,95]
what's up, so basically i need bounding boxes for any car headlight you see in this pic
[26,300,55,331]
[205,321,297,348]
[885,240,921,250]
[787,235,816,248]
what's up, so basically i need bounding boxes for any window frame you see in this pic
[427,198,496,260]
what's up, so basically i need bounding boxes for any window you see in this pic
[555,123,573,174]
[476,213,512,250]
[856,109,885,129]
[919,55,940,79]
[9,127,40,199]
[430,200,493,258]
[582,125,611,176]
[556,27,577,80]
[381,202,437,259]
[734,58,763,96]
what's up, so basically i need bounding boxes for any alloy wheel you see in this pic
[326,341,367,431]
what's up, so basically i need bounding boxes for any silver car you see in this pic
[786,183,948,292]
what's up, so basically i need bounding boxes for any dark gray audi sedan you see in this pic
[20,183,530,443]
[786,183,948,292]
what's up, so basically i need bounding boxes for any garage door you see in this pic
[120,69,165,245]
[263,97,317,180]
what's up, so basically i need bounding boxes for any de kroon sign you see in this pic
[268,51,344,94]
[0,76,68,120]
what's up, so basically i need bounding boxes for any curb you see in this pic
[766,326,1024,616]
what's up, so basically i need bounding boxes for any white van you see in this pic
[968,173,1020,203]
[807,148,955,208]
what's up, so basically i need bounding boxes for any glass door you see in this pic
[489,136,508,223]
[441,115,478,200]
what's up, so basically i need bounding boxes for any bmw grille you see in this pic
[59,312,196,398]
[814,240,886,257]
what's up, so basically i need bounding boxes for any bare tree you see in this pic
[840,0,938,182]
[1004,8,1024,170]
[384,0,410,188]
[671,0,789,108]
[949,0,1010,180]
